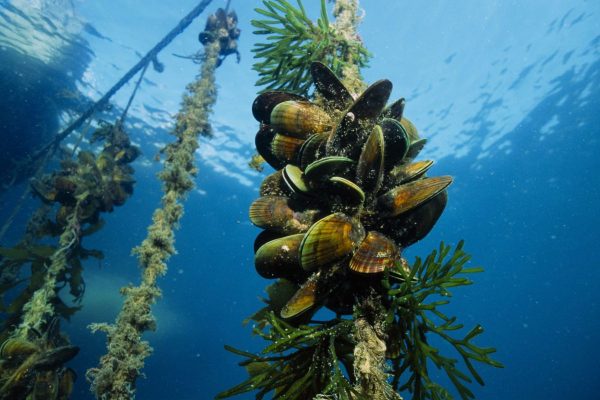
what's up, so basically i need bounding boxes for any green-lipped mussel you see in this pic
[249,62,452,319]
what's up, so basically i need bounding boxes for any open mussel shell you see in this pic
[259,170,291,197]
[270,100,333,137]
[381,118,409,172]
[255,125,286,170]
[250,196,318,234]
[326,177,365,207]
[298,133,328,170]
[282,164,310,194]
[310,61,353,111]
[383,190,448,248]
[252,91,306,124]
[388,160,434,186]
[255,234,306,282]
[377,176,453,217]
[281,275,318,319]
[299,213,365,272]
[304,156,354,182]
[382,97,406,121]
[349,231,398,274]
[356,125,385,195]
[271,134,305,165]
[326,79,393,158]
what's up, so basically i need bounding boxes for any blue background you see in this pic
[0,0,598,399]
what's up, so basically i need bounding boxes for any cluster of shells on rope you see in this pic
[249,62,452,319]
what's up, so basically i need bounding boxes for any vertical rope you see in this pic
[87,36,221,400]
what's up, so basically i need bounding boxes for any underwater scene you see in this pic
[0,0,598,399]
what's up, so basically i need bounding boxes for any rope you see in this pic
[28,0,214,166]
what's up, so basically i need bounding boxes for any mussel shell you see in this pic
[356,125,385,195]
[382,97,406,121]
[252,91,306,124]
[282,164,310,194]
[249,196,319,234]
[326,177,365,207]
[255,125,286,170]
[32,370,59,400]
[57,368,76,399]
[310,61,353,111]
[380,118,409,172]
[253,229,283,253]
[377,176,453,217]
[406,138,427,159]
[0,338,39,360]
[297,133,328,170]
[270,100,333,137]
[349,231,398,274]
[383,190,448,248]
[249,196,294,231]
[304,156,354,182]
[400,117,420,143]
[34,345,80,370]
[255,234,306,281]
[259,170,291,197]
[388,160,434,186]
[326,79,392,158]
[271,134,305,165]
[281,275,318,319]
[299,213,365,272]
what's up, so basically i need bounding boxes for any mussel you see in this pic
[249,62,454,319]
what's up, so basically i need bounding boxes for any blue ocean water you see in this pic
[0,0,598,399]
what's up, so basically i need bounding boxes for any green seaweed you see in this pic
[220,243,502,399]
[251,0,370,95]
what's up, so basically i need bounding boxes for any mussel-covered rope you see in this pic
[12,201,82,339]
[86,34,221,400]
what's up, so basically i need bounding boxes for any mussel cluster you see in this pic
[0,321,78,399]
[249,62,452,319]
[31,122,139,228]
[198,7,240,66]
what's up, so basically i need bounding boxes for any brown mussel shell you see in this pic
[377,176,453,218]
[349,231,399,274]
[280,274,319,319]
[270,100,333,137]
[252,91,306,124]
[299,213,365,272]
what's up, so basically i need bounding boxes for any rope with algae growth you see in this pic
[329,1,399,398]
[11,202,82,340]
[86,38,221,399]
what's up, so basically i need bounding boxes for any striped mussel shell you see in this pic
[270,100,333,137]
[249,196,318,234]
[299,213,365,272]
[349,231,399,274]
